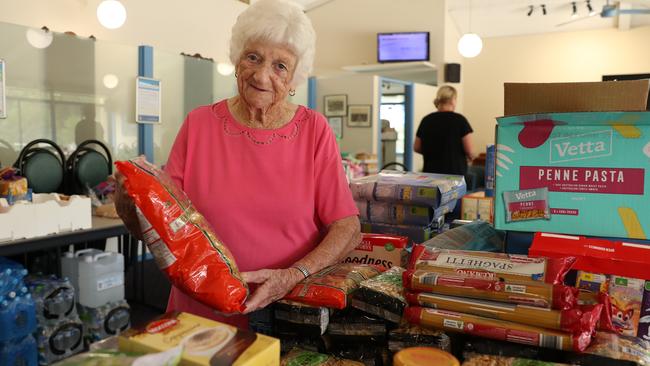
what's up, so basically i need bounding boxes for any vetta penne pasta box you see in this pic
[118,312,279,366]
[494,80,650,239]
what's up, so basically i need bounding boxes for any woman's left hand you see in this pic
[240,268,304,314]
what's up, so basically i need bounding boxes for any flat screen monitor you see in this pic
[377,32,429,63]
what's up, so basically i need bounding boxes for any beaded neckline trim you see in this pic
[212,102,308,145]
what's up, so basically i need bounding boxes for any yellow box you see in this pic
[461,191,494,223]
[118,312,279,366]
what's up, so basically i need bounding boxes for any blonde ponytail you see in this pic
[433,85,457,109]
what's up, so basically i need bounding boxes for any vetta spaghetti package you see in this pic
[403,269,578,310]
[495,81,650,239]
[408,245,575,284]
[405,307,593,352]
[405,292,601,333]
[284,264,382,309]
[115,158,248,313]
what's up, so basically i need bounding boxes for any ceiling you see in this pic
[448,0,650,38]
[292,0,650,38]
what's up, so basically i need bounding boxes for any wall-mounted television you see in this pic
[377,32,429,63]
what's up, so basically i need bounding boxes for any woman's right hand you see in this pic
[109,172,143,241]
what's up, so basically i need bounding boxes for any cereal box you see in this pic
[118,312,279,366]
[494,81,650,239]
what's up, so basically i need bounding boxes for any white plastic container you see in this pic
[60,249,103,292]
[0,194,91,241]
[76,252,124,308]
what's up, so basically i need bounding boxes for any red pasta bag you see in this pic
[115,158,248,313]
[284,264,382,309]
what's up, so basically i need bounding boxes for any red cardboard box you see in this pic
[529,232,650,281]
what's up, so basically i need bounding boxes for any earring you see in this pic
[289,89,296,96]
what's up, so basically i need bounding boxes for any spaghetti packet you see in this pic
[405,292,602,333]
[408,245,575,284]
[503,187,551,222]
[403,269,577,309]
[115,158,247,313]
[405,306,594,352]
[284,264,382,309]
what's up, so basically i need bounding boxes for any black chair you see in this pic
[65,139,112,195]
[381,162,407,171]
[13,139,66,193]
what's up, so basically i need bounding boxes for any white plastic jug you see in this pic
[61,249,102,292]
[76,252,124,308]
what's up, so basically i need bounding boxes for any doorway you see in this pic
[378,77,414,171]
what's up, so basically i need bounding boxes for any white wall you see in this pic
[316,74,378,155]
[0,0,246,63]
[463,25,650,153]
[307,0,446,77]
[412,83,437,172]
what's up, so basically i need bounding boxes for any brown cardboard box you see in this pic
[461,191,494,224]
[504,80,649,116]
[119,312,279,366]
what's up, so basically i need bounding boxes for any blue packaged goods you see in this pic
[25,275,77,323]
[361,221,438,245]
[0,289,37,342]
[78,299,130,343]
[350,170,466,208]
[356,200,457,226]
[0,335,37,366]
[485,144,496,197]
[421,220,504,252]
[37,318,84,365]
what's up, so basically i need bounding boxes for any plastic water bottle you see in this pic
[61,249,103,294]
[0,290,37,342]
[0,334,37,366]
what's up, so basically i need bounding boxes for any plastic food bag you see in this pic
[274,300,329,336]
[281,348,364,366]
[388,321,451,353]
[462,354,571,366]
[405,306,594,352]
[284,264,381,309]
[351,266,406,323]
[403,269,578,310]
[571,331,650,366]
[408,245,575,284]
[115,158,247,313]
[405,292,602,333]
[421,220,504,252]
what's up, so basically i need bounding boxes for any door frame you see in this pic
[377,77,414,171]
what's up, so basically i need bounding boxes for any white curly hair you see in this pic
[229,0,316,87]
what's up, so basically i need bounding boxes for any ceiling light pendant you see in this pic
[216,62,235,76]
[26,27,53,49]
[458,33,483,58]
[97,0,127,29]
[457,0,482,58]
[541,4,547,15]
[527,5,534,16]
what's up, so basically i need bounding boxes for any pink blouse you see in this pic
[163,100,358,327]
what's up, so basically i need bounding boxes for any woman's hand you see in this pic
[108,172,143,241]
[240,268,304,314]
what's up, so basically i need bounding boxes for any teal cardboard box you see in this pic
[494,81,650,239]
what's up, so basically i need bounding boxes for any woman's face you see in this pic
[236,40,297,109]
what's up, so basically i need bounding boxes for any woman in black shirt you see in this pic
[414,85,475,175]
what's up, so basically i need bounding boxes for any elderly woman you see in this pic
[114,0,360,328]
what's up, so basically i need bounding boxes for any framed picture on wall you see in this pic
[324,94,347,117]
[327,116,343,139]
[347,105,372,127]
